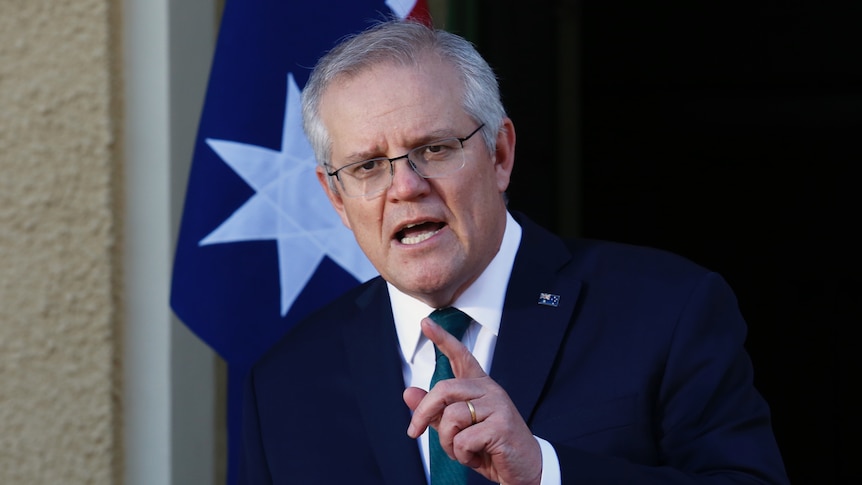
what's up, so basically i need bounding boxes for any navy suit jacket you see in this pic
[240,214,788,484]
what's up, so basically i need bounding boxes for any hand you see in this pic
[403,318,543,485]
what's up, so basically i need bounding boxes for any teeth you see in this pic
[401,227,441,245]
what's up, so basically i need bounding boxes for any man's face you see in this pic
[316,55,516,307]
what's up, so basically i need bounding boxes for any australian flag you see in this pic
[170,1,430,482]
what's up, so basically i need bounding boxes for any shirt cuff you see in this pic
[535,436,561,485]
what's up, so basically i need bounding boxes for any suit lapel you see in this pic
[342,280,427,485]
[490,215,583,423]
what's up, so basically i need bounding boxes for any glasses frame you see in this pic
[326,123,486,198]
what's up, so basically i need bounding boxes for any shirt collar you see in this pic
[390,211,522,364]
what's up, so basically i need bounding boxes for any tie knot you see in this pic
[428,307,472,341]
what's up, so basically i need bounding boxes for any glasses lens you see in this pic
[337,158,391,197]
[409,138,466,178]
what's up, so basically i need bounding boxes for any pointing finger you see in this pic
[421,317,486,379]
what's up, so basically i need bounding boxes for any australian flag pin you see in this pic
[538,292,561,307]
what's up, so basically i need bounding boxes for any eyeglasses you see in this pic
[326,124,485,198]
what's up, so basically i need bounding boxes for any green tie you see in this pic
[428,307,472,485]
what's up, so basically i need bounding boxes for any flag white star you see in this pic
[200,73,377,316]
[385,0,415,18]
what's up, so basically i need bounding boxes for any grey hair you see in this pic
[301,19,506,175]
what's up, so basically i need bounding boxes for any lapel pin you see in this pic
[538,292,561,307]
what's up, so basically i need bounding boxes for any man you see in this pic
[240,20,788,484]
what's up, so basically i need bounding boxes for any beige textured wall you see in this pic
[0,0,123,483]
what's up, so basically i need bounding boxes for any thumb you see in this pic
[403,386,428,412]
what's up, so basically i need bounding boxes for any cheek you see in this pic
[337,208,352,230]
[343,203,386,245]
[447,184,489,233]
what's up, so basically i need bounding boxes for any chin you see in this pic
[391,272,452,300]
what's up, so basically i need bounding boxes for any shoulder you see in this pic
[515,212,712,284]
[514,213,734,315]
[566,238,737,308]
[566,237,710,281]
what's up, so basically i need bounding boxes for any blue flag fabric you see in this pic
[170,1,428,482]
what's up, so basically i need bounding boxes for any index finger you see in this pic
[421,317,487,379]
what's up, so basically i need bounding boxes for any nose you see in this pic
[387,156,429,200]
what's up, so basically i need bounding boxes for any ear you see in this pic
[492,117,516,193]
[316,166,352,230]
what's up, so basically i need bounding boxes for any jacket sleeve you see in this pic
[552,272,789,484]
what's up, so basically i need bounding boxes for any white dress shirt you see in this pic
[389,211,561,485]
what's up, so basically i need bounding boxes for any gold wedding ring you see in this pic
[466,400,477,426]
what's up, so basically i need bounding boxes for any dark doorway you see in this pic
[471,2,861,483]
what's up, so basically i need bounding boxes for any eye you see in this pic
[345,158,386,178]
[420,139,459,161]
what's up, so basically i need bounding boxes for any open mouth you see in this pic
[396,221,446,245]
